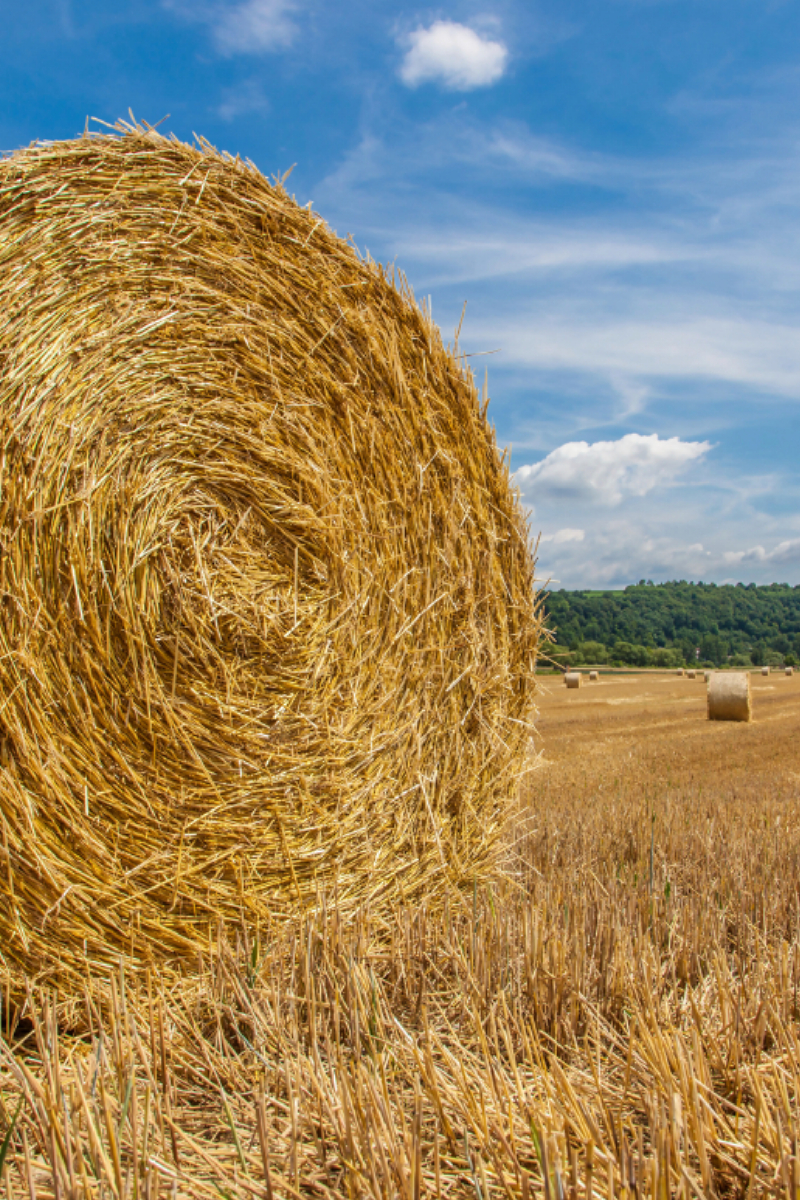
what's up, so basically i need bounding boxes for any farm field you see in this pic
[534,668,800,792]
[2,671,800,1198]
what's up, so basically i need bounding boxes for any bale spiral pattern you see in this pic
[0,128,539,977]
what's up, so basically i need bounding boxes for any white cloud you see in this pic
[311,91,800,587]
[213,0,296,54]
[398,21,507,91]
[318,123,596,207]
[396,228,680,284]
[723,539,800,566]
[485,315,800,398]
[516,434,711,506]
[540,528,585,544]
[316,116,800,408]
[535,521,800,590]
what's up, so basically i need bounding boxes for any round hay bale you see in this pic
[564,671,582,689]
[686,669,696,679]
[704,671,712,683]
[707,672,751,722]
[0,126,539,979]
[762,666,770,676]
[589,670,598,681]
[677,667,684,676]
[786,666,794,676]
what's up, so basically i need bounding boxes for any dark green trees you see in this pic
[544,581,800,668]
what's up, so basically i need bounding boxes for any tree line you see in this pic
[542,580,800,668]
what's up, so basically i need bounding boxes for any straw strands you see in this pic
[707,672,751,722]
[0,122,539,981]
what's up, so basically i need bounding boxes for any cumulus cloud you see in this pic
[535,521,800,590]
[398,21,507,91]
[515,434,711,506]
[213,0,296,54]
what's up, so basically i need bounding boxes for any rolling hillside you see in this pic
[543,580,800,667]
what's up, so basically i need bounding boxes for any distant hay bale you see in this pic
[707,672,751,722]
[686,670,696,679]
[589,670,598,681]
[677,668,684,676]
[762,666,770,676]
[786,667,793,676]
[565,672,582,689]
[704,671,712,683]
[0,124,540,980]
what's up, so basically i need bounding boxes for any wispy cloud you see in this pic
[311,68,800,585]
[319,119,601,204]
[480,312,800,394]
[213,0,297,53]
[216,78,270,119]
[395,227,683,285]
[165,0,298,56]
[317,114,800,403]
[398,21,507,91]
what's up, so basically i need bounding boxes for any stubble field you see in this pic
[1,671,799,1198]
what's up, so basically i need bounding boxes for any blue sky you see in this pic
[3,0,800,588]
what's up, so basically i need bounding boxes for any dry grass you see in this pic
[0,119,538,984]
[2,672,799,1197]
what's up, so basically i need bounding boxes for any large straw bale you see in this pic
[0,124,540,980]
[565,672,582,688]
[707,672,751,722]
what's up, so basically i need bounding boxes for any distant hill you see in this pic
[542,581,800,668]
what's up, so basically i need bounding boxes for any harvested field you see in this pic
[2,672,800,1197]
[534,668,799,776]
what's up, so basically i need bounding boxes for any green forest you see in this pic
[543,581,800,668]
